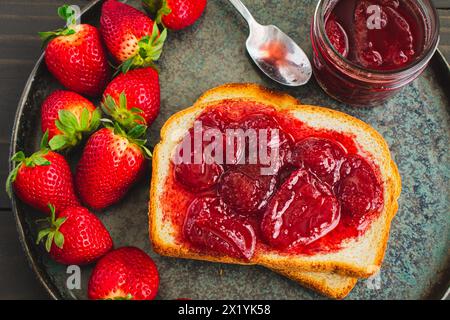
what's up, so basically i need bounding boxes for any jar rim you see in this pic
[314,0,441,77]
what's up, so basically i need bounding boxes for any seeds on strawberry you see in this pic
[39,5,110,96]
[100,0,167,72]
[103,67,160,126]
[41,90,101,151]
[37,204,113,265]
[144,0,207,31]
[75,124,151,210]
[6,132,79,214]
[88,247,159,300]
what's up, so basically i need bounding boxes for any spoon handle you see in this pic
[228,0,257,26]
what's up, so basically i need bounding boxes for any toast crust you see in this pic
[149,83,401,279]
[270,268,358,300]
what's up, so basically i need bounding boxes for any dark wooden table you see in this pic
[0,0,448,300]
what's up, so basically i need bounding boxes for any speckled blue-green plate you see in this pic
[10,0,450,299]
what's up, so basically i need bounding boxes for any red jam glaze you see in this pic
[337,154,384,229]
[183,196,256,260]
[288,137,347,186]
[173,128,224,191]
[326,14,349,58]
[327,0,424,71]
[218,168,277,215]
[261,169,341,250]
[161,101,384,258]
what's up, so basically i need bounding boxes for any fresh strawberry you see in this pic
[88,247,159,300]
[75,124,152,210]
[100,0,167,72]
[39,5,110,96]
[37,204,113,265]
[102,68,160,127]
[41,90,101,151]
[6,133,79,214]
[143,0,207,30]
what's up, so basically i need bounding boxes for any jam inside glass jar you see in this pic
[311,0,440,106]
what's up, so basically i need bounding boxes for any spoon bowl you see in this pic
[229,0,312,86]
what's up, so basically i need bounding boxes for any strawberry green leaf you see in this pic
[59,109,79,129]
[128,125,146,139]
[113,122,126,136]
[130,107,144,113]
[48,203,56,220]
[36,230,51,246]
[5,163,21,198]
[45,232,54,252]
[38,28,75,47]
[11,151,26,163]
[109,293,133,300]
[57,5,76,25]
[102,94,146,130]
[51,108,100,151]
[90,108,102,130]
[55,119,70,134]
[151,0,172,25]
[40,130,50,150]
[53,231,64,249]
[142,145,153,158]
[80,107,90,130]
[49,135,69,151]
[36,204,66,252]
[39,5,77,47]
[120,58,134,74]
[121,23,166,72]
[33,156,51,166]
[36,228,52,245]
[54,217,67,228]
[119,92,127,110]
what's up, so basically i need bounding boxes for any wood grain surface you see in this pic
[0,0,448,300]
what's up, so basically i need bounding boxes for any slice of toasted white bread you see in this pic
[149,83,401,297]
[191,84,359,299]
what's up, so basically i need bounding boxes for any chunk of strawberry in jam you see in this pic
[173,128,224,191]
[183,196,256,260]
[289,137,346,186]
[354,0,385,68]
[226,113,293,173]
[337,154,383,227]
[174,161,223,191]
[326,14,349,57]
[197,109,230,131]
[377,0,399,9]
[218,167,277,215]
[383,6,415,66]
[261,169,341,249]
[353,0,415,69]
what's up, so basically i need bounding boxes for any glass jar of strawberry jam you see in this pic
[311,0,440,106]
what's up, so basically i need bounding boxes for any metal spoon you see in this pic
[228,0,312,86]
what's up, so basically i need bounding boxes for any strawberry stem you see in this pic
[38,5,78,47]
[119,23,167,73]
[49,107,101,151]
[36,204,67,252]
[102,118,152,159]
[142,0,172,26]
[101,93,145,130]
